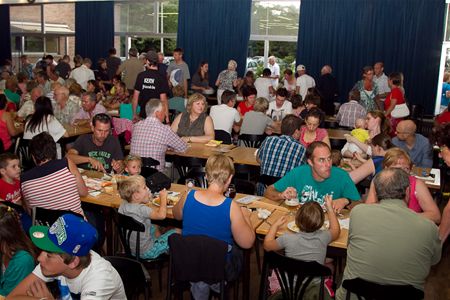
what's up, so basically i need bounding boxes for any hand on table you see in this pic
[89,158,106,173]
[332,198,350,213]
[111,159,123,173]
[281,187,297,200]
[272,215,287,228]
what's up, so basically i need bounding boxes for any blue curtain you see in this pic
[75,1,114,66]
[0,5,11,65]
[177,0,252,86]
[297,0,445,114]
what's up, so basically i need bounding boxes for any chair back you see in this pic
[14,138,35,171]
[259,251,331,300]
[167,233,228,299]
[140,156,160,178]
[0,138,4,153]
[114,212,145,259]
[214,130,232,145]
[259,174,281,186]
[104,256,151,300]
[330,138,346,150]
[238,134,266,148]
[342,278,424,300]
[173,156,207,187]
[33,207,83,226]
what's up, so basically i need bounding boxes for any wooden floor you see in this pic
[145,239,449,300]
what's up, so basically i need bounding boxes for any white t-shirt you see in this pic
[267,101,293,120]
[269,63,280,88]
[209,104,241,134]
[70,65,95,91]
[254,77,273,101]
[33,251,126,300]
[296,74,316,101]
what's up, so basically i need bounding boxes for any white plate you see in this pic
[287,221,300,233]
[284,199,300,207]
[236,196,259,205]
[152,198,175,208]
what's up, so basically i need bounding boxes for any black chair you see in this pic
[408,104,425,132]
[167,233,229,300]
[238,134,266,148]
[0,138,4,153]
[343,278,424,300]
[173,156,208,187]
[259,251,331,300]
[113,212,167,292]
[140,156,160,178]
[104,256,151,300]
[330,138,347,150]
[33,207,84,226]
[214,130,232,145]
[14,137,34,171]
[168,109,179,124]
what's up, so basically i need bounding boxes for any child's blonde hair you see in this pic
[118,175,146,202]
[124,154,142,167]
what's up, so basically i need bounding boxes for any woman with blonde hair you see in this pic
[365,147,441,224]
[215,60,239,104]
[173,154,255,298]
[171,93,214,143]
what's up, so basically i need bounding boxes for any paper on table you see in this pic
[236,195,260,205]
[88,190,102,197]
[323,218,350,230]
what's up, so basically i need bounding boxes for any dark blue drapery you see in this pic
[75,1,114,66]
[0,5,11,65]
[177,0,252,87]
[297,0,445,114]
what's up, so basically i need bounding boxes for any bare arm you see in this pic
[325,195,341,241]
[230,203,255,249]
[184,116,215,144]
[344,134,369,153]
[150,189,167,220]
[172,191,187,221]
[365,181,378,204]
[385,98,397,117]
[132,90,140,121]
[439,201,450,242]
[66,148,106,173]
[170,114,181,133]
[67,158,88,197]
[7,273,49,299]
[415,179,441,224]
[264,185,297,202]
[349,158,375,184]
[263,216,286,251]
[5,113,23,136]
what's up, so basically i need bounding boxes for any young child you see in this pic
[117,175,175,259]
[123,154,142,176]
[263,196,340,298]
[0,153,22,205]
[341,118,370,158]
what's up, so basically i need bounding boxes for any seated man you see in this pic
[266,88,292,120]
[130,98,188,172]
[335,89,367,128]
[8,214,126,299]
[392,120,432,168]
[71,92,107,125]
[67,113,123,173]
[209,90,241,135]
[54,86,81,124]
[336,168,441,299]
[264,141,360,212]
[17,86,43,120]
[256,115,306,195]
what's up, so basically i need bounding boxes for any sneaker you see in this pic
[324,277,335,298]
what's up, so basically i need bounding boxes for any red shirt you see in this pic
[385,87,405,116]
[0,178,21,204]
[436,111,450,124]
[238,101,254,116]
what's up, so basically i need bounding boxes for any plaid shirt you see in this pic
[54,98,81,125]
[336,100,367,128]
[130,117,188,171]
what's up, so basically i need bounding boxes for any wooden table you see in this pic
[63,123,92,138]
[327,128,351,140]
[412,167,441,190]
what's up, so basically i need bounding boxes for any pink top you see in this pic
[408,175,422,213]
[299,126,328,148]
[0,110,12,150]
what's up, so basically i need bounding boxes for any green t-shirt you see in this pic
[0,250,35,296]
[274,165,360,205]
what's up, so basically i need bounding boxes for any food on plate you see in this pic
[152,194,180,207]
[205,140,223,147]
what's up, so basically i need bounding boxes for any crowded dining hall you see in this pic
[0,0,448,299]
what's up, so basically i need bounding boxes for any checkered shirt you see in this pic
[336,101,367,128]
[130,117,188,171]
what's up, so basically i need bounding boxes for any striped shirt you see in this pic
[21,158,84,215]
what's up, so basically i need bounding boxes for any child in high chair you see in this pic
[118,175,176,259]
[123,154,142,176]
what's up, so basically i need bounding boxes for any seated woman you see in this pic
[173,154,255,298]
[348,133,393,184]
[169,85,187,114]
[191,61,212,94]
[240,97,274,135]
[20,132,87,216]
[298,108,330,148]
[366,147,441,224]
[105,81,129,110]
[23,96,68,158]
[0,205,36,297]
[171,93,214,143]
[0,94,23,152]
[237,70,255,98]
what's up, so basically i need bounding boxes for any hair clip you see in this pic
[7,206,13,212]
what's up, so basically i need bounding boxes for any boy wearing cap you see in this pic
[8,214,126,300]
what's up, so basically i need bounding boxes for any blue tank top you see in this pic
[373,156,384,174]
[182,190,233,245]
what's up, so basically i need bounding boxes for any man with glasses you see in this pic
[67,113,123,173]
[264,141,360,212]
[393,120,432,168]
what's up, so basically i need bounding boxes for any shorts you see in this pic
[141,227,177,259]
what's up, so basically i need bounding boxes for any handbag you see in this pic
[391,103,410,118]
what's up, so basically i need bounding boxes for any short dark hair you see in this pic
[0,153,19,169]
[371,133,393,150]
[290,94,303,109]
[30,132,57,164]
[304,94,321,106]
[373,168,410,201]
[221,90,236,104]
[60,252,92,269]
[83,92,97,103]
[262,68,271,77]
[242,86,257,98]
[283,69,293,76]
[174,48,183,54]
[108,48,117,55]
[305,107,324,123]
[306,141,330,160]
[276,87,289,98]
[92,113,111,127]
[281,115,302,136]
[0,94,7,110]
[348,89,360,102]
[389,72,402,86]
[295,201,324,232]
[431,123,450,148]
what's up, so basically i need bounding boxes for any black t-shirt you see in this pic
[55,62,71,79]
[134,69,170,118]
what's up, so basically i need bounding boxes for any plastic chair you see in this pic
[33,207,84,226]
[238,134,266,148]
[259,251,331,300]
[113,212,167,292]
[167,233,229,300]
[14,137,35,171]
[343,277,424,300]
[214,130,232,145]
[104,256,151,300]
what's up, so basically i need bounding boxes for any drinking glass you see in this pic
[224,184,237,199]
